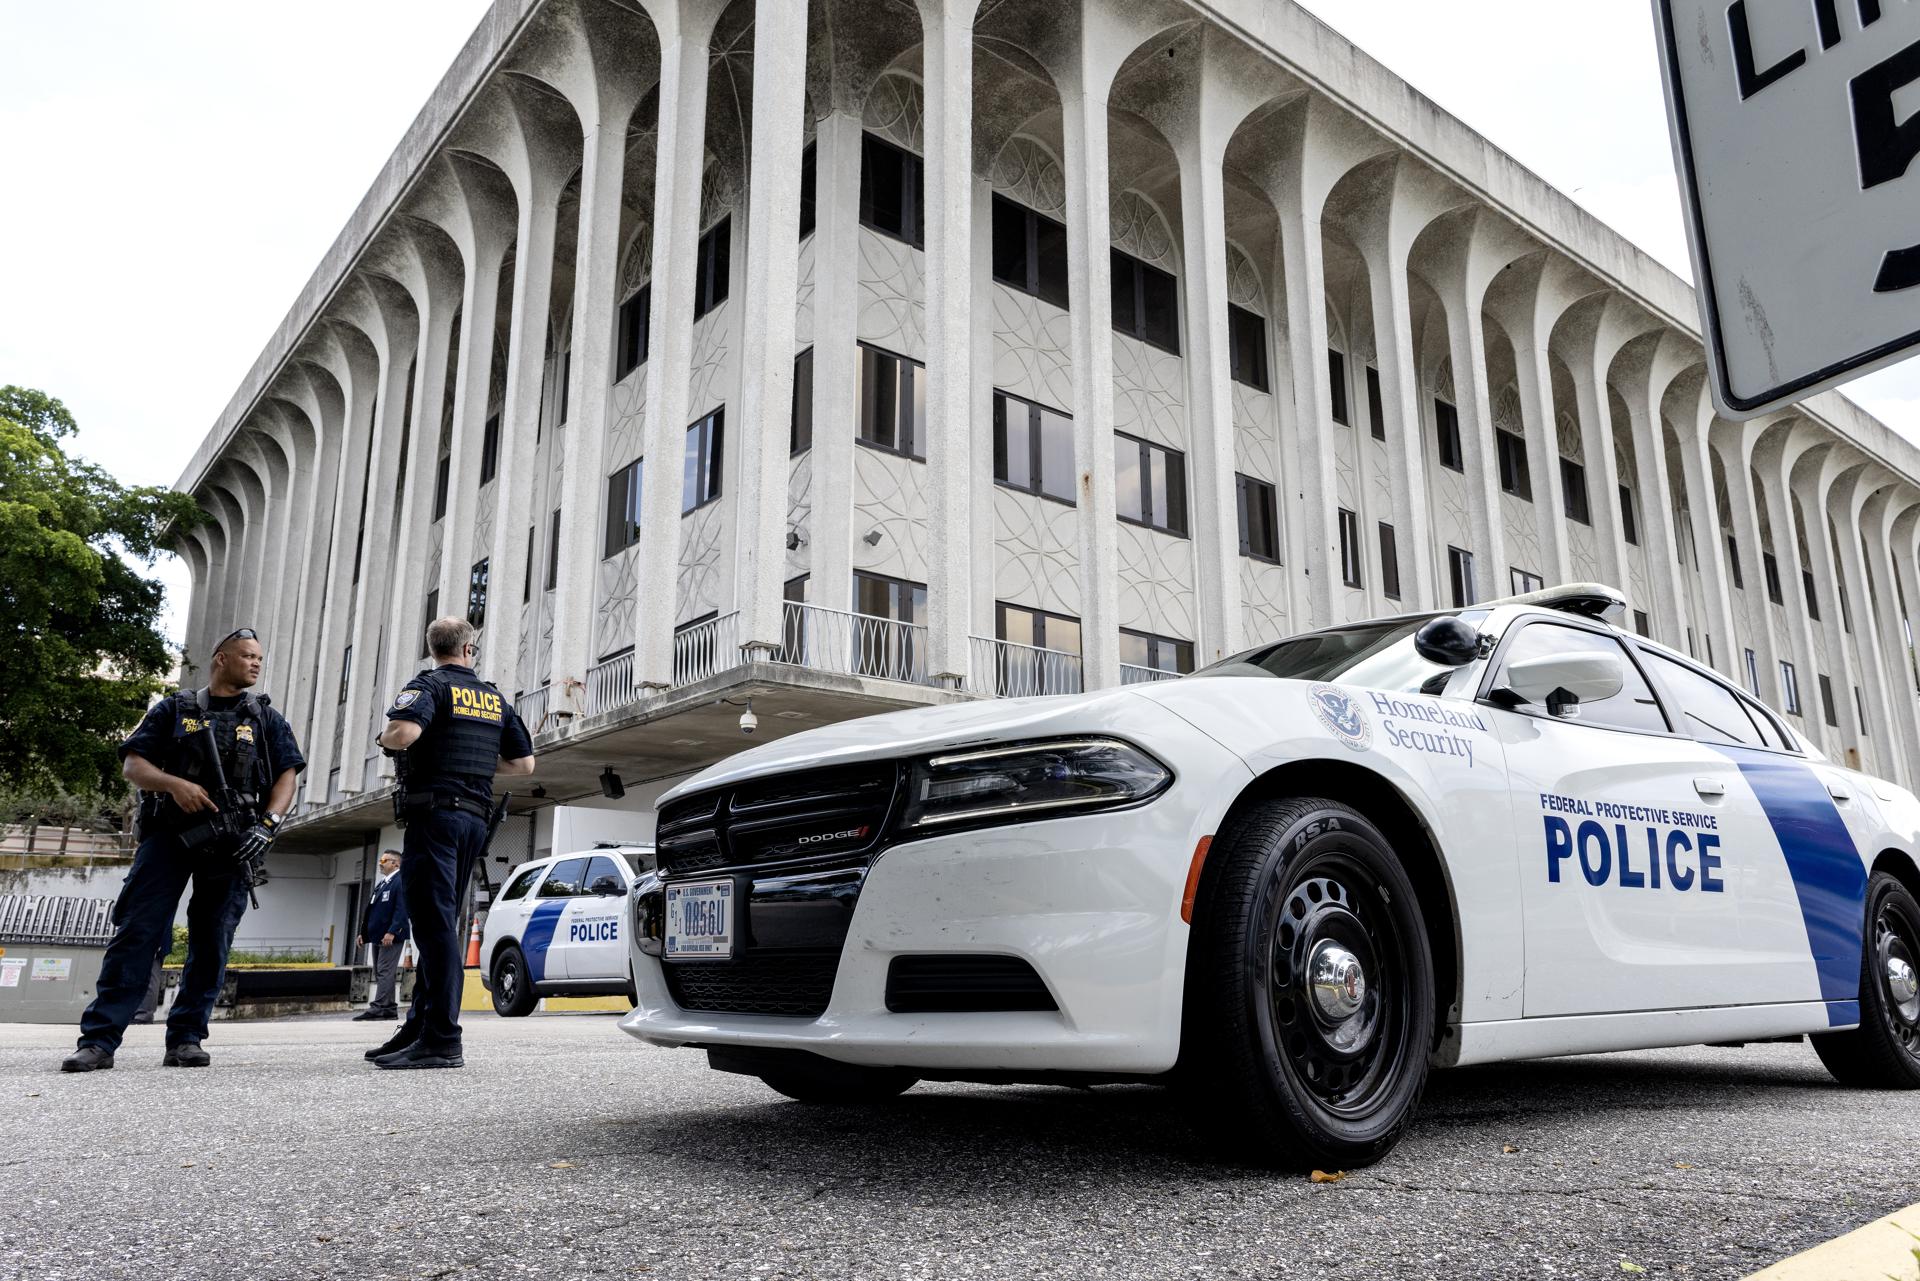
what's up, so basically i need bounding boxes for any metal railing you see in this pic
[772,602,929,684]
[968,636,1083,698]
[672,611,741,685]
[586,650,636,716]
[1121,663,1181,685]
[518,684,551,734]
[0,894,117,945]
[0,825,133,862]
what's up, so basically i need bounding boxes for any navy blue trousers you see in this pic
[397,807,487,1051]
[78,834,248,1053]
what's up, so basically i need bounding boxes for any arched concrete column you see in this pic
[1556,293,1659,592]
[231,427,291,683]
[255,403,316,711]
[1752,419,1826,742]
[269,362,346,760]
[1793,443,1870,766]
[216,451,272,675]
[1890,502,1920,771]
[177,526,214,670]
[1609,331,1694,646]
[1710,417,1784,707]
[1665,372,1737,678]
[1832,468,1905,779]
[1861,483,1920,782]
[197,488,243,669]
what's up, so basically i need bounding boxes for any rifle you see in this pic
[193,720,269,908]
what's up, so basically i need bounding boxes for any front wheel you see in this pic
[490,945,539,1018]
[758,1059,919,1104]
[1181,797,1435,1169]
[1812,871,1920,1088]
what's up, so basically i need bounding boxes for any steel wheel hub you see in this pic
[1310,941,1368,1022]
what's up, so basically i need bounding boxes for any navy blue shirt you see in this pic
[386,665,531,808]
[120,692,306,785]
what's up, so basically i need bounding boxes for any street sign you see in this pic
[1653,1,1920,419]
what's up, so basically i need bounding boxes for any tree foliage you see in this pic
[0,386,203,800]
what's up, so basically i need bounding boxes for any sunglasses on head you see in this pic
[215,627,259,651]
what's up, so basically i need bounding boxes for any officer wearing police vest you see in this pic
[62,628,305,1073]
[367,617,533,1069]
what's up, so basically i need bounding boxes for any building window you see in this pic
[1366,367,1385,440]
[421,589,439,656]
[1780,661,1802,715]
[852,570,927,681]
[545,508,561,591]
[1236,474,1279,561]
[798,142,816,240]
[479,412,501,485]
[1820,673,1838,726]
[1115,432,1189,537]
[683,409,724,513]
[557,348,571,427]
[790,347,814,455]
[467,559,489,630]
[1378,522,1401,600]
[997,602,1081,654]
[990,194,1069,309]
[1327,350,1349,425]
[1838,575,1853,633]
[616,285,650,381]
[1804,568,1821,621]
[1227,305,1268,391]
[1495,429,1530,498]
[693,218,730,319]
[339,646,351,705]
[432,455,450,522]
[1855,684,1867,734]
[1338,508,1363,589]
[1763,551,1783,605]
[993,391,1075,504]
[1561,459,1590,524]
[1511,568,1545,595]
[1448,546,1476,607]
[856,344,926,459]
[993,602,1082,695]
[1110,249,1180,353]
[859,132,923,247]
[523,524,534,603]
[1633,609,1651,637]
[604,457,642,557]
[1744,646,1760,695]
[1120,628,1194,677]
[1620,484,1639,545]
[1726,533,1744,589]
[1435,400,1464,472]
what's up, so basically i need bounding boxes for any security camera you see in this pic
[739,700,758,735]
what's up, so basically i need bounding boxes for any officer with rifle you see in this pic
[366,617,533,1070]
[62,628,304,1072]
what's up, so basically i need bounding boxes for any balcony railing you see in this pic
[968,636,1083,698]
[772,602,928,685]
[518,684,552,734]
[586,650,636,716]
[672,611,741,686]
[1120,663,1181,686]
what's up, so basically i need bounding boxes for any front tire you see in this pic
[490,945,538,1018]
[1181,797,1435,1169]
[1812,871,1920,1089]
[758,1059,919,1104]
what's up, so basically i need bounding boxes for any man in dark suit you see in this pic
[353,850,409,1021]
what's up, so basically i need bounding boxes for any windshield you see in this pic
[1192,611,1489,695]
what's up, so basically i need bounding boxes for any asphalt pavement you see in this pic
[2,1014,1914,1281]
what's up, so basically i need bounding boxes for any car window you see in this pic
[539,857,589,898]
[1493,623,1668,734]
[1196,610,1490,694]
[584,855,626,889]
[1642,652,1769,748]
[500,864,546,902]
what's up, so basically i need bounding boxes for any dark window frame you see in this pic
[1763,551,1783,605]
[1366,366,1385,440]
[545,508,561,591]
[479,412,501,485]
[1495,428,1531,499]
[1235,473,1279,562]
[604,457,642,558]
[1227,304,1269,391]
[692,218,731,320]
[1448,545,1477,607]
[993,390,1076,505]
[790,347,814,456]
[1328,349,1349,426]
[859,132,924,248]
[615,284,651,382]
[856,342,926,461]
[798,141,817,241]
[1114,431,1190,538]
[431,454,451,522]
[467,558,489,630]
[1378,522,1401,600]
[1620,483,1639,545]
[990,194,1069,310]
[1109,247,1181,354]
[420,589,439,657]
[1435,400,1464,472]
[1561,457,1590,524]
[1119,627,1195,676]
[682,408,724,514]
[1337,507,1363,589]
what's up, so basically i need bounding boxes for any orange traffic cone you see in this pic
[464,915,483,969]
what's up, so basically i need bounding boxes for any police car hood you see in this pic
[657,686,1210,806]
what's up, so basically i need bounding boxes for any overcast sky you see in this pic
[4,0,1916,647]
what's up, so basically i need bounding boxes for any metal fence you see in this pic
[1120,663,1180,685]
[585,650,636,716]
[968,636,1083,698]
[775,602,928,684]
[518,684,552,735]
[0,894,117,945]
[672,611,741,685]
[0,825,132,862]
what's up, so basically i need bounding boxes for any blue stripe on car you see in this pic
[521,900,568,983]
[1715,746,1867,1026]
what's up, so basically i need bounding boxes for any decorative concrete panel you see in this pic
[990,285,1073,413]
[1115,521,1195,642]
[594,547,638,659]
[1112,332,1185,452]
[796,237,816,350]
[687,301,732,421]
[989,137,1065,219]
[993,488,1080,617]
[678,500,726,622]
[857,228,925,355]
[1109,190,1175,269]
[1232,383,1277,486]
[785,450,812,581]
[851,446,928,584]
[863,72,923,152]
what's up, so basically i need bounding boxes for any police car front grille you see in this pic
[655,762,901,877]
[663,950,840,1018]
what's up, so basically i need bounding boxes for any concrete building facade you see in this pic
[169,0,1920,954]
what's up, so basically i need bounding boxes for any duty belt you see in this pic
[400,791,494,820]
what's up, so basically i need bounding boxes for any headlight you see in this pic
[899,738,1172,831]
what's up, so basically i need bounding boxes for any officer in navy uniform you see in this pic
[367,617,534,1069]
[62,628,305,1072]
[352,849,409,1021]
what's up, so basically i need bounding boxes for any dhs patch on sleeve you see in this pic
[390,690,420,712]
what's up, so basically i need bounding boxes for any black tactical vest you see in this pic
[405,666,507,791]
[154,689,273,830]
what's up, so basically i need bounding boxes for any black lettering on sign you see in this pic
[1852,37,1920,291]
[1814,0,1842,50]
[1729,1,1807,99]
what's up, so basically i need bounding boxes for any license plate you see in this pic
[664,878,735,959]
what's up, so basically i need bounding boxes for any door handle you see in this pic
[1693,777,1726,798]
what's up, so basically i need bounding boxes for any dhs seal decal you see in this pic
[1307,683,1372,752]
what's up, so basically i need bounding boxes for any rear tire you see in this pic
[758,1059,919,1104]
[1811,871,1920,1089]
[1181,796,1435,1169]
[490,945,538,1018]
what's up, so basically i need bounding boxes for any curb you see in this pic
[1745,1205,1920,1280]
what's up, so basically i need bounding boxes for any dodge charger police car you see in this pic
[480,845,651,1015]
[620,585,1920,1166]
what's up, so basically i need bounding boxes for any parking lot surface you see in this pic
[2,1015,1913,1280]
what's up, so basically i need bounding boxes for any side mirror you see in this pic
[1414,617,1484,667]
[589,874,627,897]
[1499,651,1624,717]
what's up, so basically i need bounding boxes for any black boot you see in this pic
[60,1046,114,1073]
[375,1042,463,1070]
[364,1026,418,1062]
[163,1042,210,1067]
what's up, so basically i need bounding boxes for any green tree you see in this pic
[0,386,202,802]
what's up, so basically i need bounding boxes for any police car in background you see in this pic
[480,845,652,1015]
[619,585,1920,1167]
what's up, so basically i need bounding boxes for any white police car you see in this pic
[620,585,1920,1166]
[480,845,651,1015]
